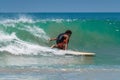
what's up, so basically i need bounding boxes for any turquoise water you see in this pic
[0,13,120,80]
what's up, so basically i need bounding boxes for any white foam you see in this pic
[0,29,70,56]
[0,16,49,40]
[51,19,63,23]
[0,31,55,55]
[36,19,76,23]
[17,16,33,23]
[25,26,49,40]
[0,41,52,55]
[0,35,56,55]
[7,16,33,23]
[0,16,34,27]
[0,37,65,56]
[0,16,76,27]
[0,31,17,42]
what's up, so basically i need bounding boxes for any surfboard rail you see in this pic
[63,50,95,56]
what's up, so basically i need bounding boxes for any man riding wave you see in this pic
[49,30,72,50]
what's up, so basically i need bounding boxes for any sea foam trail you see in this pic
[0,28,65,56]
[0,31,56,55]
[0,16,56,55]
[18,26,49,40]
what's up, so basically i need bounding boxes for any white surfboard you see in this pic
[62,50,95,56]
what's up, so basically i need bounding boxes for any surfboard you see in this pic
[62,50,95,56]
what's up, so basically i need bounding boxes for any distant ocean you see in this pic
[0,13,120,80]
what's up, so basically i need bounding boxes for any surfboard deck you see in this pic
[62,50,95,56]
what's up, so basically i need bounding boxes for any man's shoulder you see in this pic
[63,34,69,38]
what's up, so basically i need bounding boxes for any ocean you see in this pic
[0,13,120,80]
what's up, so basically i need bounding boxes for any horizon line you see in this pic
[0,12,120,13]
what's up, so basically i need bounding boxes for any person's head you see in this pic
[65,30,72,36]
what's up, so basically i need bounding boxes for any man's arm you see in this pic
[64,35,69,50]
[64,44,68,50]
[49,38,57,41]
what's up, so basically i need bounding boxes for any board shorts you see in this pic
[57,40,67,49]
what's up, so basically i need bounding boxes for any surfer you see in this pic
[49,30,72,50]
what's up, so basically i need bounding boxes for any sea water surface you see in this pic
[0,13,120,80]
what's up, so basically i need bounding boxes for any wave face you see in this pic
[0,13,120,66]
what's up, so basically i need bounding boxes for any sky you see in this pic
[0,0,120,12]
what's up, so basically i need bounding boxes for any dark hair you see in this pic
[65,30,72,34]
